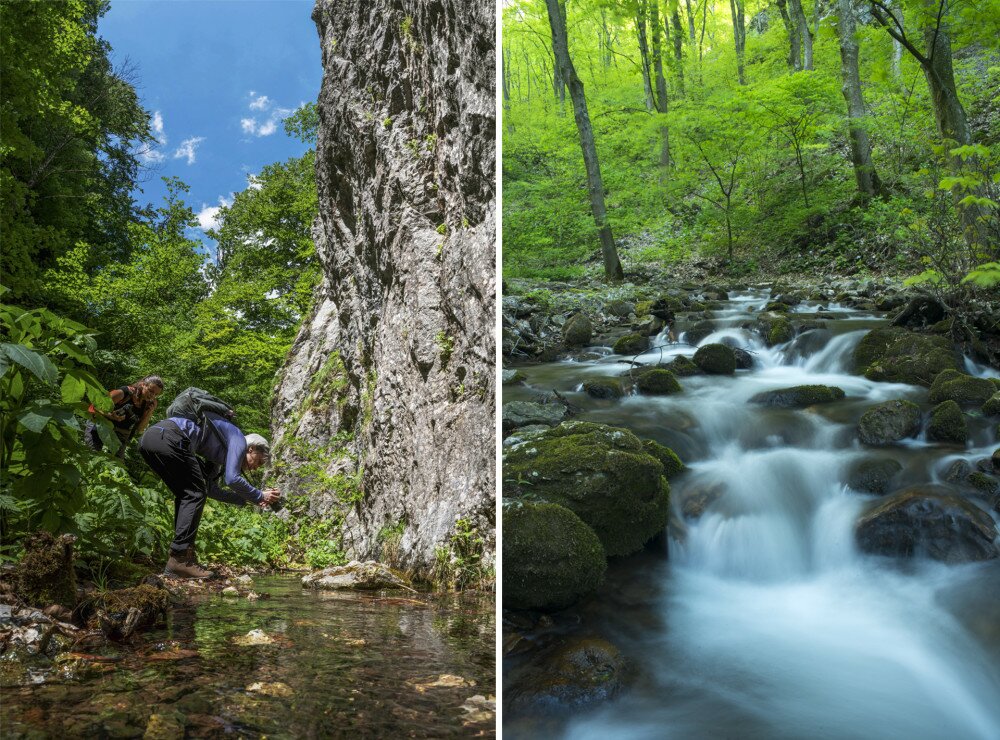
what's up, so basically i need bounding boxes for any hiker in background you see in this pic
[138,387,282,579]
[84,376,165,457]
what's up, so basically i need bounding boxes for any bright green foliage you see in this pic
[502,0,1000,278]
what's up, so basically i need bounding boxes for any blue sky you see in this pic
[99,0,321,251]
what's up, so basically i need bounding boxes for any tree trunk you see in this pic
[651,0,669,112]
[890,0,903,78]
[502,49,511,110]
[636,0,655,110]
[775,0,801,70]
[788,0,812,70]
[601,8,613,68]
[671,8,685,95]
[729,0,747,84]
[544,0,623,281]
[685,0,696,41]
[836,0,880,199]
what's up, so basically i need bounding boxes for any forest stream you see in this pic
[1,575,495,738]
[503,290,1000,739]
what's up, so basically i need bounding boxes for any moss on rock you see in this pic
[503,501,606,611]
[14,532,77,610]
[582,378,624,400]
[927,400,968,444]
[642,439,686,479]
[928,370,996,408]
[635,368,682,395]
[983,392,1000,417]
[857,399,921,446]
[693,343,736,375]
[684,320,716,346]
[613,333,647,355]
[563,313,593,347]
[664,355,700,376]
[749,385,845,408]
[504,421,670,556]
[853,327,958,386]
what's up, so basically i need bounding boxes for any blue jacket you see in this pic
[167,416,265,505]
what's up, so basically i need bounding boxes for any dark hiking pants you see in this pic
[139,420,209,555]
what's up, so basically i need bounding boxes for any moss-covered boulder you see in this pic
[749,385,845,408]
[983,392,1000,417]
[857,399,921,446]
[582,378,623,400]
[928,370,996,408]
[14,532,77,610]
[927,400,968,444]
[503,501,606,611]
[763,301,791,313]
[504,422,670,556]
[664,355,700,376]
[613,333,647,355]
[853,327,959,386]
[684,320,716,346]
[635,368,682,395]
[563,313,593,347]
[641,439,686,479]
[693,343,736,375]
[856,486,999,562]
[847,457,903,495]
[733,347,754,370]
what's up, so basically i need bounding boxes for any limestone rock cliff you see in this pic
[270,0,495,580]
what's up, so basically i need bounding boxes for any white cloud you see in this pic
[151,110,167,145]
[241,118,258,135]
[196,195,234,232]
[249,94,271,111]
[140,146,165,164]
[173,136,205,165]
[247,173,262,190]
[257,119,278,137]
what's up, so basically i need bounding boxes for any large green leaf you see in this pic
[17,405,56,433]
[1,343,58,385]
[61,373,87,403]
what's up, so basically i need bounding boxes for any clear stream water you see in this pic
[504,292,1000,740]
[2,575,495,737]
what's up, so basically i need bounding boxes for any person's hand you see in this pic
[259,488,281,507]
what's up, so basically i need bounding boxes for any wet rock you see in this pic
[233,630,274,646]
[563,313,593,346]
[767,316,794,346]
[663,355,700,376]
[407,673,476,692]
[891,295,946,329]
[605,300,635,318]
[14,532,77,610]
[233,574,253,586]
[460,694,496,725]
[856,486,999,562]
[944,459,972,483]
[502,401,567,435]
[847,458,903,495]
[857,399,921,446]
[928,370,996,408]
[680,481,726,519]
[732,347,754,369]
[506,637,626,711]
[853,327,959,386]
[582,379,623,400]
[613,333,647,355]
[983,392,1000,417]
[683,320,715,346]
[967,472,1000,497]
[502,369,527,385]
[302,561,412,591]
[641,439,686,480]
[503,422,671,557]
[503,500,606,611]
[749,385,845,408]
[635,368,682,395]
[90,584,169,638]
[927,401,968,444]
[693,343,736,375]
[143,709,186,740]
[246,681,293,698]
[764,301,791,313]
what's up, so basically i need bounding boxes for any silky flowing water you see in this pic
[504,292,1000,739]
[2,575,495,737]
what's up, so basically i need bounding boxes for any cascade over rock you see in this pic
[270,0,495,578]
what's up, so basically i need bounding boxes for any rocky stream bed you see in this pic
[502,280,1000,739]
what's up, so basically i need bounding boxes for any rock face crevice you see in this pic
[271,0,495,578]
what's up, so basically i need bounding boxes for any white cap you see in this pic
[245,433,271,455]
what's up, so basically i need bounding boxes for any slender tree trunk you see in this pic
[651,1,669,111]
[544,0,623,281]
[502,49,511,111]
[836,0,880,199]
[636,0,656,110]
[601,8,613,67]
[729,0,747,84]
[685,0,696,41]
[789,0,813,70]
[671,8,685,95]
[775,0,801,70]
[890,0,903,78]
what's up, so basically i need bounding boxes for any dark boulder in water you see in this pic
[684,320,716,346]
[582,378,624,400]
[927,400,968,444]
[856,486,999,563]
[694,343,737,375]
[853,327,958,387]
[506,636,626,712]
[613,333,648,355]
[635,368,682,395]
[857,399,921,446]
[749,385,845,408]
[502,501,606,611]
[663,355,700,376]
[847,457,903,495]
[928,370,996,409]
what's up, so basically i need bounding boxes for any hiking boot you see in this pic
[164,547,214,579]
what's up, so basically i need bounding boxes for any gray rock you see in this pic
[502,369,527,385]
[502,401,567,434]
[302,561,412,590]
[563,313,593,346]
[268,0,495,579]
[847,458,903,495]
[857,399,921,446]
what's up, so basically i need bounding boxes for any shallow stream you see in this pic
[504,291,1000,739]
[2,575,495,737]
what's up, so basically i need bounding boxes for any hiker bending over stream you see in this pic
[84,375,164,457]
[138,389,281,579]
